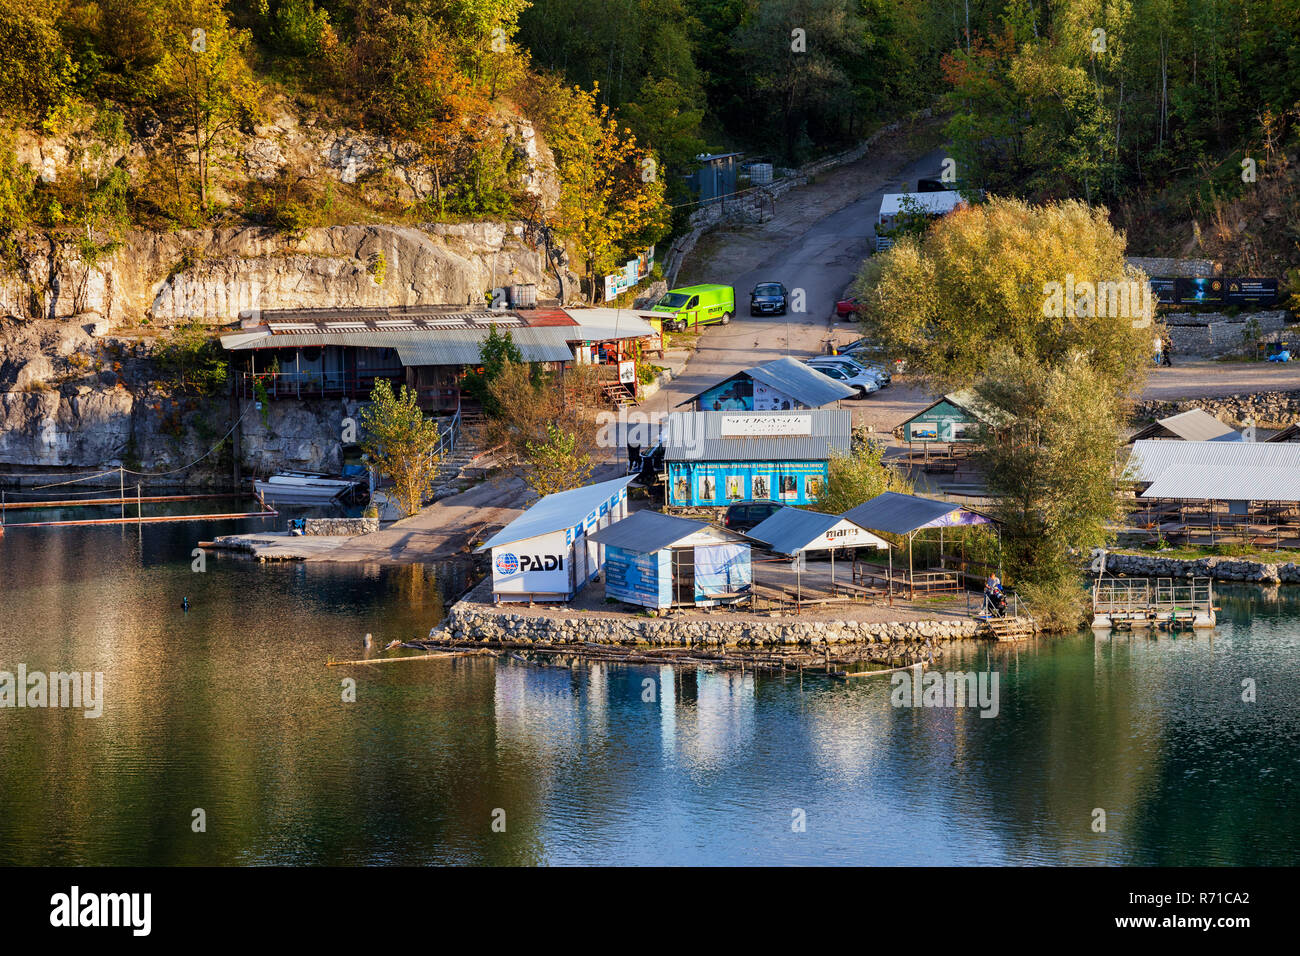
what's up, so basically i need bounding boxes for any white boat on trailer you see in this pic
[254,472,365,504]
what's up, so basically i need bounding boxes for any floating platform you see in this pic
[1091,576,1216,630]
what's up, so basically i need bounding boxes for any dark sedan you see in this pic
[749,282,788,316]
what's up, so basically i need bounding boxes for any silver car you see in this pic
[804,360,880,398]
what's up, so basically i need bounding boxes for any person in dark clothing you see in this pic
[1161,332,1173,366]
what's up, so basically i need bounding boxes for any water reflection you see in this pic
[0,520,1297,865]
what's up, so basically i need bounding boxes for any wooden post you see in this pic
[137,483,142,522]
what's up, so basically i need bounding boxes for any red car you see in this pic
[835,295,861,319]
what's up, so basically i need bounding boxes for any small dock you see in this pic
[1091,576,1216,630]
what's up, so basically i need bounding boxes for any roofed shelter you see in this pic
[1130,408,1240,443]
[746,506,888,605]
[841,492,997,602]
[1124,439,1300,547]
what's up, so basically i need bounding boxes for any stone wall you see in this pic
[1107,552,1300,583]
[440,602,982,647]
[1125,257,1217,278]
[1132,390,1300,429]
[1163,310,1291,358]
[303,516,378,536]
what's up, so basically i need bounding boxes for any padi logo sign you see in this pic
[495,552,564,574]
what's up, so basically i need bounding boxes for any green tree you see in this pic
[462,326,523,415]
[973,351,1123,629]
[812,441,912,514]
[151,0,262,216]
[358,377,444,518]
[0,0,77,126]
[523,421,593,496]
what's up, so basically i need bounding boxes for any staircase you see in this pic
[980,616,1036,641]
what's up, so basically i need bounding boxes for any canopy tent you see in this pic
[745,506,889,604]
[841,492,997,602]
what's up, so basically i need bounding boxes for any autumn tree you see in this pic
[855,196,1153,394]
[526,76,668,301]
[359,378,444,518]
[150,0,261,216]
[812,441,912,515]
[0,0,77,126]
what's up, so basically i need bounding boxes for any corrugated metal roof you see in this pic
[1131,408,1240,442]
[747,506,889,554]
[475,476,636,552]
[747,357,856,407]
[563,308,659,341]
[662,409,851,462]
[1142,465,1300,502]
[221,326,576,365]
[1123,440,1300,483]
[586,510,712,552]
[842,491,994,535]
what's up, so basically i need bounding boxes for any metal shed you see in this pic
[474,476,635,603]
[589,510,752,609]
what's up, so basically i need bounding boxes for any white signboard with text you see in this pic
[719,414,813,437]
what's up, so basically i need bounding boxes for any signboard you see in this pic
[1174,277,1224,306]
[1147,277,1178,305]
[1225,278,1279,306]
[618,360,636,385]
[719,413,813,437]
[604,247,655,301]
[818,519,887,550]
[491,530,571,595]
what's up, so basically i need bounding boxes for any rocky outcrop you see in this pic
[1106,552,1300,583]
[303,517,378,536]
[441,602,981,647]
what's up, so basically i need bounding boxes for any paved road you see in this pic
[644,138,951,420]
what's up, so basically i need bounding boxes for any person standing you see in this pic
[1161,331,1173,366]
[1153,333,1164,366]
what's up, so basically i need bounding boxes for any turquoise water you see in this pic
[0,515,1296,865]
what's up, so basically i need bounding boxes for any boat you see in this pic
[253,471,368,505]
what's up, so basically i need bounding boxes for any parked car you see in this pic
[835,295,861,319]
[819,351,891,386]
[749,281,789,316]
[804,360,880,398]
[651,284,736,331]
[808,354,886,381]
[723,499,783,533]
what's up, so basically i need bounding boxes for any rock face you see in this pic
[440,602,983,647]
[2,222,575,328]
[1106,552,1300,583]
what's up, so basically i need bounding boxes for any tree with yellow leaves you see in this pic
[526,76,669,302]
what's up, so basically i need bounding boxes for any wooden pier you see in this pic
[1091,576,1216,630]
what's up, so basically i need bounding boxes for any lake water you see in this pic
[1,512,1297,865]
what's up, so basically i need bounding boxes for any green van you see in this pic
[651,284,735,331]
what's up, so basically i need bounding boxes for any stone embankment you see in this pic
[1132,389,1300,430]
[439,602,982,647]
[303,517,378,536]
[1107,552,1300,583]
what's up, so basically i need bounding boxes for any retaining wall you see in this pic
[439,602,981,646]
[1107,552,1300,583]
